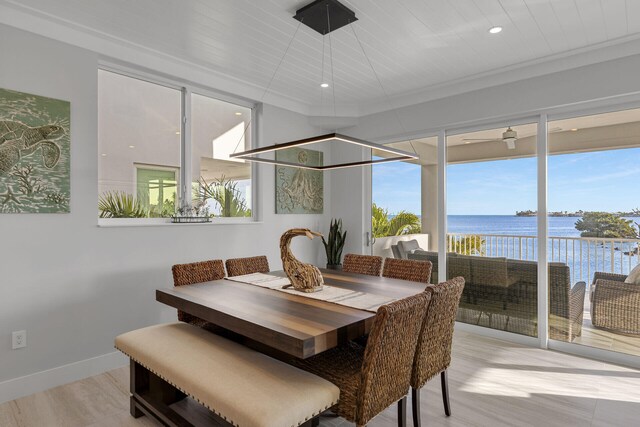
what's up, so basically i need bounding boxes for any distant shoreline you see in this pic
[516,211,640,217]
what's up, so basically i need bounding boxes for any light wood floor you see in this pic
[2,331,640,427]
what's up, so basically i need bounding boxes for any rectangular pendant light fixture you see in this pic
[230,133,419,170]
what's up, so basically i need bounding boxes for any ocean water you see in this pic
[443,215,640,281]
[447,215,585,237]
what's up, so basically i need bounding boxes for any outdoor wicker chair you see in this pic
[591,272,640,335]
[382,258,433,284]
[409,277,464,427]
[343,253,383,276]
[171,260,225,326]
[225,255,270,277]
[292,292,431,427]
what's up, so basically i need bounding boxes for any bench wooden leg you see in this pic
[130,360,147,418]
[130,395,144,418]
[300,416,320,427]
[129,360,188,424]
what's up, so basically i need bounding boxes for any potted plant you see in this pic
[322,218,347,269]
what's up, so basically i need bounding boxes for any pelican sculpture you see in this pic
[280,228,324,292]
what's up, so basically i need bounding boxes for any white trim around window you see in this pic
[97,61,258,226]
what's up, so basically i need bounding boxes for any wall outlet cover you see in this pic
[12,330,26,349]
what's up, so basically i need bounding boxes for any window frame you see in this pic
[97,63,258,226]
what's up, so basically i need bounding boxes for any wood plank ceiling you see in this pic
[8,0,640,111]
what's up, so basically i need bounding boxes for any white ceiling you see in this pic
[5,0,640,115]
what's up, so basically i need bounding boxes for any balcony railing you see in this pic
[446,233,640,283]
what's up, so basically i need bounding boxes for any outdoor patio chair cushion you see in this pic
[397,239,422,259]
[625,264,640,285]
[390,244,401,259]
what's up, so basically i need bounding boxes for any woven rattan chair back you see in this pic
[411,277,464,389]
[225,256,270,277]
[357,291,431,425]
[171,260,225,323]
[382,258,432,284]
[342,253,383,276]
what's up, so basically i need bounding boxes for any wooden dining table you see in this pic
[156,268,426,359]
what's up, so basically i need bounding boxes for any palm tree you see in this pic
[372,203,390,238]
[197,176,251,217]
[388,212,422,236]
[448,235,486,256]
[372,203,421,238]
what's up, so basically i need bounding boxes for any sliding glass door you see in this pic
[547,108,640,355]
[368,106,640,365]
[445,123,538,336]
[369,138,436,259]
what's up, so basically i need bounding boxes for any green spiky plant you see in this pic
[98,191,148,218]
[322,218,347,268]
[197,176,251,218]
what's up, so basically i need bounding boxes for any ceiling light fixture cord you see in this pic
[327,5,337,121]
[233,20,304,153]
[349,23,418,157]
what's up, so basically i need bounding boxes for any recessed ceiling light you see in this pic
[175,131,181,135]
[320,83,329,88]
[489,26,503,34]
[464,141,471,144]
[100,153,107,157]
[235,112,242,116]
[571,128,578,131]
[129,145,135,149]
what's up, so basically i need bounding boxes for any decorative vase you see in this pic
[280,228,325,293]
[326,264,342,270]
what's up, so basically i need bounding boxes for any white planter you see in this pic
[372,234,429,259]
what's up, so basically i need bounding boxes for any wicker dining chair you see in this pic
[171,259,225,326]
[409,277,465,427]
[382,258,433,284]
[342,253,383,276]
[292,291,431,427]
[225,255,270,277]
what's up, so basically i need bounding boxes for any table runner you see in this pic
[226,273,395,312]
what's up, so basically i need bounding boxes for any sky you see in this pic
[372,147,640,215]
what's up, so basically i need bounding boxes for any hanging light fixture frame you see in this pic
[231,0,419,170]
[230,133,418,170]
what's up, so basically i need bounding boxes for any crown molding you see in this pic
[356,33,640,117]
[0,1,312,115]
[3,0,640,120]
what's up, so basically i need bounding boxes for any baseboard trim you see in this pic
[0,351,128,404]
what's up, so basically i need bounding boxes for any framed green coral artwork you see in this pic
[0,88,70,213]
[275,147,323,214]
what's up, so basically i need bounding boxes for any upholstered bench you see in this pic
[115,322,340,427]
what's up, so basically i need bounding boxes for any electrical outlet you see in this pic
[12,330,26,349]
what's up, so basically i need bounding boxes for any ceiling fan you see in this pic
[462,126,565,149]
[463,127,519,149]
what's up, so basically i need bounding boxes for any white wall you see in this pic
[0,24,331,397]
[330,143,370,256]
